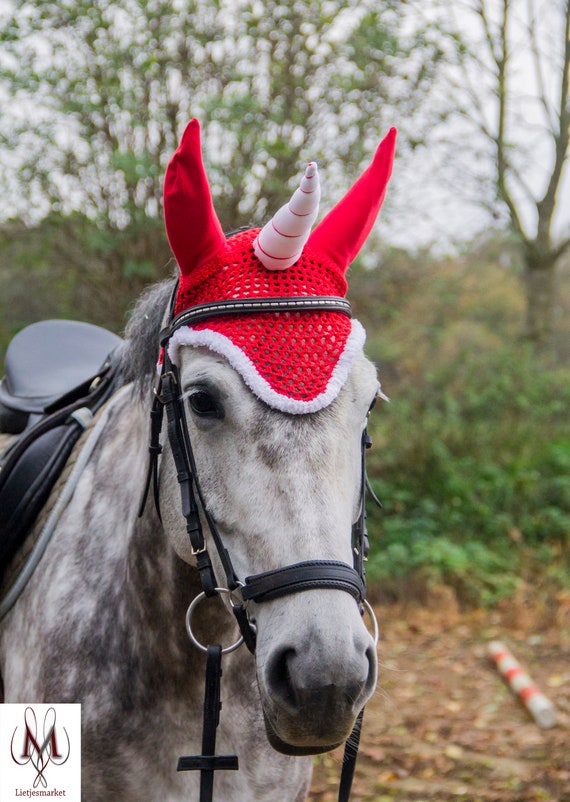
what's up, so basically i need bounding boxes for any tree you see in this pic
[0,1,448,224]
[450,0,570,349]
[0,0,450,331]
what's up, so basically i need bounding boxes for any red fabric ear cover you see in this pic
[308,127,397,272]
[162,122,396,411]
[163,118,226,276]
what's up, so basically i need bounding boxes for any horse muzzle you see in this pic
[254,591,378,755]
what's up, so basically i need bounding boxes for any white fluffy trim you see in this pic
[167,320,367,414]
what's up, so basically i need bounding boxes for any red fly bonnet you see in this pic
[164,119,396,414]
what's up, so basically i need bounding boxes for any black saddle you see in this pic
[0,320,124,574]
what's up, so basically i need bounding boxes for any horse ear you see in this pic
[307,127,397,273]
[163,119,226,276]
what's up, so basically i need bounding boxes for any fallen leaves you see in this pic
[310,600,570,801]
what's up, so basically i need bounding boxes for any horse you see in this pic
[0,119,396,801]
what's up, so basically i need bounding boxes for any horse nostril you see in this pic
[267,647,299,713]
[266,641,375,715]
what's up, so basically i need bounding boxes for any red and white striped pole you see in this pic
[488,641,557,729]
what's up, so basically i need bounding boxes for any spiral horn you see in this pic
[253,162,321,271]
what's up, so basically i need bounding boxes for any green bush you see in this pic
[365,343,570,605]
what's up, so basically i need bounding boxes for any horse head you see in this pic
[158,120,396,755]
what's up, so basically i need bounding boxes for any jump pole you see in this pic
[488,641,557,729]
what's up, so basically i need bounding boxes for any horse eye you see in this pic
[187,391,223,419]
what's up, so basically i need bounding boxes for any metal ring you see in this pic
[185,589,245,655]
[362,599,380,646]
[228,581,245,609]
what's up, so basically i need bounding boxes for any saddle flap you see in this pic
[0,320,123,414]
[0,420,80,570]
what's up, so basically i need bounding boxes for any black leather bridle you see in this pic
[140,293,380,802]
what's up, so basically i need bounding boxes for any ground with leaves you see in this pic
[310,592,570,802]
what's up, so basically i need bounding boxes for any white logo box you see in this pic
[0,704,81,802]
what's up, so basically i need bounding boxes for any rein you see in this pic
[140,294,380,802]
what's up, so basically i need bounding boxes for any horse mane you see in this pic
[121,230,254,394]
[120,276,177,393]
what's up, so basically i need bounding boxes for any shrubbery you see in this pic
[359,246,570,606]
[369,349,570,603]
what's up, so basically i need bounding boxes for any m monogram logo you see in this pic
[10,707,70,789]
[0,703,81,800]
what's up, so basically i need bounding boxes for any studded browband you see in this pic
[160,296,352,346]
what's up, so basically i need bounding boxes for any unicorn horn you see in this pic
[254,162,321,271]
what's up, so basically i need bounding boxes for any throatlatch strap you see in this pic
[177,644,239,802]
[138,395,164,520]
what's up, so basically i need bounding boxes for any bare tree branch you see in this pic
[490,0,530,241]
[452,0,570,345]
[526,0,557,132]
[535,0,570,246]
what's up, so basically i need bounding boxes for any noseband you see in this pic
[140,293,380,802]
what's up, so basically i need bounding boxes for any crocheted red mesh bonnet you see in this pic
[164,119,396,414]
